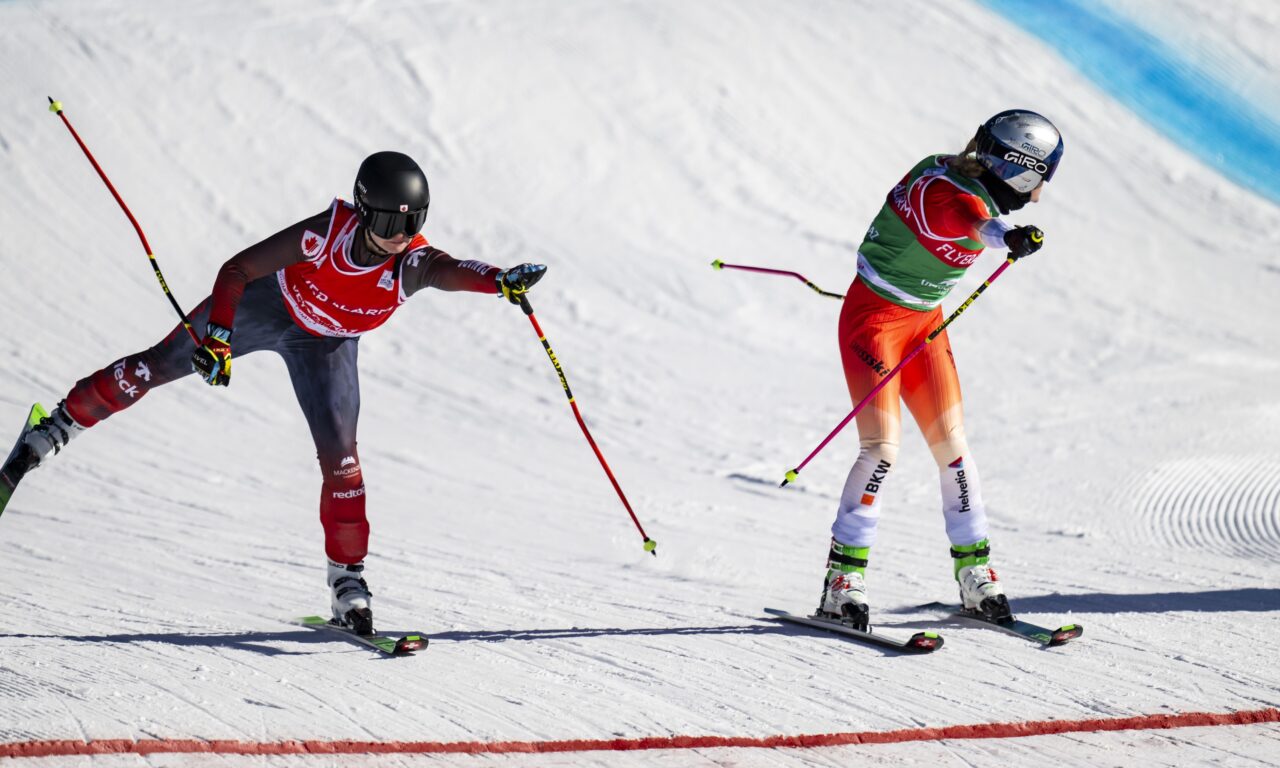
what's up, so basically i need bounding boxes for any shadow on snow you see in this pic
[9,589,1271,655]
[0,629,326,655]
[0,620,922,656]
[889,588,1280,616]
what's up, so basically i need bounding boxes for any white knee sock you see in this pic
[831,441,899,547]
[939,454,988,545]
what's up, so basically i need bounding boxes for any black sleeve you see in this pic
[401,246,501,298]
[207,210,329,329]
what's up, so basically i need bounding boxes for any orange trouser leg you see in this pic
[832,280,989,549]
[899,327,988,546]
[831,281,912,547]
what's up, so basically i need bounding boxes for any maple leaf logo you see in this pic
[301,231,324,258]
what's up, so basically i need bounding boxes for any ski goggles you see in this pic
[363,205,428,239]
[980,143,1063,194]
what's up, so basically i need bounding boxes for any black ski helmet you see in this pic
[353,151,430,238]
[970,110,1063,213]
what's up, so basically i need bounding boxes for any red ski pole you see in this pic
[48,97,199,345]
[517,295,657,556]
[781,256,1021,487]
[711,259,844,299]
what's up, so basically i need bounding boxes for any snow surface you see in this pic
[1,1,1278,766]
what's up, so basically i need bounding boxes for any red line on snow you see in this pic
[3,708,1278,759]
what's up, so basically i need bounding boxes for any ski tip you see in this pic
[906,631,944,653]
[394,635,429,654]
[1049,624,1084,646]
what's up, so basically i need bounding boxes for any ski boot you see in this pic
[2,402,86,512]
[7,401,84,471]
[953,539,1012,623]
[328,560,375,636]
[816,539,870,632]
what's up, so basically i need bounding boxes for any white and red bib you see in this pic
[277,199,426,338]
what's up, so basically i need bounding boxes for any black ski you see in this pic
[0,404,47,519]
[764,608,943,653]
[918,602,1083,646]
[293,615,428,656]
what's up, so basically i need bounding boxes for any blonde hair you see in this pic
[948,138,985,178]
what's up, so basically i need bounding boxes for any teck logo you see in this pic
[112,360,139,399]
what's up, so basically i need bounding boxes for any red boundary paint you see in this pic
[3,708,1277,758]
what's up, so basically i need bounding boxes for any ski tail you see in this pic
[0,403,49,518]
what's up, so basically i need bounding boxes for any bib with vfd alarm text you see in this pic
[278,199,426,337]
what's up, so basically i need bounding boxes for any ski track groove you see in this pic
[1129,455,1280,559]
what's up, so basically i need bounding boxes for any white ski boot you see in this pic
[17,401,85,471]
[817,539,870,631]
[953,539,1012,622]
[328,560,374,636]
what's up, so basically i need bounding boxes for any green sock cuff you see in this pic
[950,538,991,578]
[828,540,870,575]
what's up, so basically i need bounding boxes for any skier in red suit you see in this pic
[12,151,546,635]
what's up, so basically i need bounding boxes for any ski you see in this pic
[918,602,1083,646]
[293,616,428,656]
[0,404,48,519]
[764,608,943,653]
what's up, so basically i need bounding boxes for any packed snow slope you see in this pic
[1,1,1279,766]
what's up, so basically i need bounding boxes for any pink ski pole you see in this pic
[781,256,1021,487]
[711,260,844,299]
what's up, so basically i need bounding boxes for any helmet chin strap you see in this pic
[361,227,400,259]
[978,168,1030,215]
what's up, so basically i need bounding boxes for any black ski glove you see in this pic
[496,263,548,305]
[1004,225,1045,260]
[191,323,232,387]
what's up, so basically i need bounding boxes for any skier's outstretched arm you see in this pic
[401,247,546,301]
